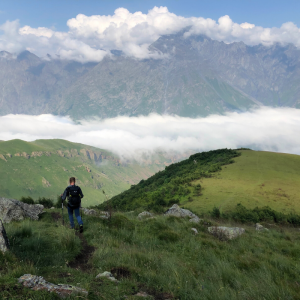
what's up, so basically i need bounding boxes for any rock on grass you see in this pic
[18,274,88,298]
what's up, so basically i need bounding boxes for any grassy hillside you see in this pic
[185,150,300,215]
[2,209,300,299]
[101,149,300,215]
[100,149,241,212]
[0,139,181,206]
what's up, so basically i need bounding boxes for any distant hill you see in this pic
[0,139,186,206]
[101,149,300,214]
[1,31,300,118]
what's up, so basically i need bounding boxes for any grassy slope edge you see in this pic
[99,149,300,216]
[97,149,240,212]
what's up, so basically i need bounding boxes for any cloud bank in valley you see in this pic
[1,7,300,62]
[0,107,299,160]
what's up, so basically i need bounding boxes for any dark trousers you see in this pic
[67,206,83,228]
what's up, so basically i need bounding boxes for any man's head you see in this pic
[69,177,76,185]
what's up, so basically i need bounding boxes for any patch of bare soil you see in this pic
[0,284,24,293]
[138,284,174,300]
[111,267,131,279]
[68,232,95,272]
[57,272,72,278]
[51,212,61,221]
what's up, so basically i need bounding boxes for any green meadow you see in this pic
[104,149,300,216]
[185,150,300,215]
[1,209,300,299]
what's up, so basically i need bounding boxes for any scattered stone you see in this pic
[0,197,44,223]
[100,211,109,216]
[0,219,10,253]
[191,228,198,235]
[208,226,245,240]
[42,177,51,187]
[50,207,55,210]
[31,151,43,157]
[189,217,202,224]
[164,204,199,220]
[96,271,118,282]
[135,291,154,298]
[0,154,7,161]
[81,208,97,216]
[56,150,65,157]
[18,274,88,298]
[256,223,269,231]
[99,211,110,219]
[138,211,154,220]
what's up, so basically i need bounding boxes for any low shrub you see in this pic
[211,207,221,219]
[37,197,54,208]
[20,196,35,205]
[224,203,300,226]
[55,196,67,208]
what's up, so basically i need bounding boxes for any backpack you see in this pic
[67,185,81,208]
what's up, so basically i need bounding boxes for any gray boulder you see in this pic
[96,271,118,282]
[134,291,154,298]
[189,217,202,224]
[138,211,154,220]
[208,226,245,240]
[0,219,10,253]
[256,223,269,231]
[191,228,198,235]
[164,204,199,220]
[0,197,44,223]
[18,274,88,298]
[81,208,97,216]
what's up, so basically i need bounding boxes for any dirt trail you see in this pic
[68,232,95,271]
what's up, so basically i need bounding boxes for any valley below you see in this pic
[0,139,189,206]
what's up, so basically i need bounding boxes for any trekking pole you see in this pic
[62,200,64,226]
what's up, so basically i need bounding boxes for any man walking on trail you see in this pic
[61,177,84,233]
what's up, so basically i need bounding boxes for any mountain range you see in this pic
[1,30,300,119]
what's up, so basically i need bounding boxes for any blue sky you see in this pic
[0,0,299,30]
[1,0,300,62]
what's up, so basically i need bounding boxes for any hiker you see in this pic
[61,177,84,232]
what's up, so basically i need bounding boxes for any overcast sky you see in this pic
[1,1,300,62]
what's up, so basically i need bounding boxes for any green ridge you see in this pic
[101,149,300,215]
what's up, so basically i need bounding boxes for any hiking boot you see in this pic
[80,225,83,233]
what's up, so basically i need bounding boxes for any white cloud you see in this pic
[0,107,299,160]
[1,7,300,62]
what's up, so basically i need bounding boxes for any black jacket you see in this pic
[61,185,84,208]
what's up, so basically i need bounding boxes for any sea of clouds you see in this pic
[1,6,300,62]
[0,107,299,160]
